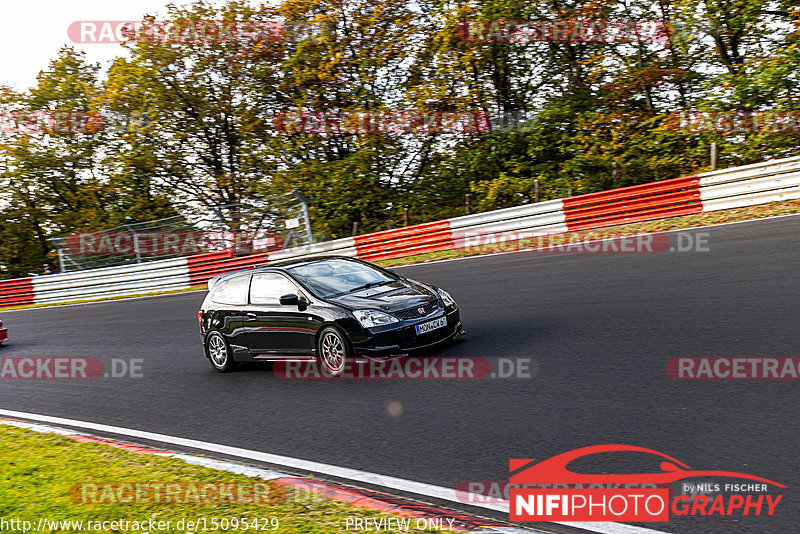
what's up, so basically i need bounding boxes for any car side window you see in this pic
[250,273,299,305]
[212,275,250,306]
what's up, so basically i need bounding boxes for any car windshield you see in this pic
[287,259,396,298]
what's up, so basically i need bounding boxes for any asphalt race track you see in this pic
[2,215,799,534]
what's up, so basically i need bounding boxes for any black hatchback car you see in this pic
[198,256,465,374]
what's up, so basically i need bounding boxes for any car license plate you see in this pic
[415,316,447,335]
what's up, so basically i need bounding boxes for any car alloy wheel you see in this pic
[318,327,349,376]
[207,332,237,372]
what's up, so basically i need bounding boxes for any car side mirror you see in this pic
[280,294,309,310]
[298,296,309,310]
[279,294,299,306]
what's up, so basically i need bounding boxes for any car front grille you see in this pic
[393,301,440,320]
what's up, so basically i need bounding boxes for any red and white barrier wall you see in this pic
[0,279,34,308]
[2,155,799,308]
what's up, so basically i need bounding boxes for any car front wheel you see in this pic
[206,332,237,372]
[317,326,351,377]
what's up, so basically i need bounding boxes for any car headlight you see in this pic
[352,309,399,328]
[437,288,457,308]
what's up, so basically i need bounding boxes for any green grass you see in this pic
[3,198,799,311]
[0,425,455,533]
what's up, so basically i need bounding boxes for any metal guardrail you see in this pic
[0,279,34,308]
[2,155,800,308]
[48,192,315,273]
[450,199,567,234]
[353,200,569,262]
[31,258,190,304]
[562,175,702,231]
[699,156,800,211]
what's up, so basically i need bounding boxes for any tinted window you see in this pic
[212,274,250,306]
[250,273,299,305]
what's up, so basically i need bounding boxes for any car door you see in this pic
[208,273,250,350]
[243,272,315,356]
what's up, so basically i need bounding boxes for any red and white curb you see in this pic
[0,417,536,534]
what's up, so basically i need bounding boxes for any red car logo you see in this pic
[510,444,785,487]
[418,307,426,315]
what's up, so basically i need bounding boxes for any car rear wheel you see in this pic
[206,332,237,372]
[317,326,351,377]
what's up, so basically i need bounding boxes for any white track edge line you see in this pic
[0,409,671,534]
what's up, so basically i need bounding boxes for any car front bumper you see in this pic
[351,308,464,357]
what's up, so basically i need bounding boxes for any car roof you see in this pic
[206,255,357,289]
[268,255,355,268]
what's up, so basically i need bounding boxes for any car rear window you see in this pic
[211,274,250,306]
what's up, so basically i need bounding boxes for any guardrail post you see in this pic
[124,224,142,264]
[403,205,409,226]
[465,193,472,214]
[534,179,540,203]
[56,247,67,274]
[710,143,718,171]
